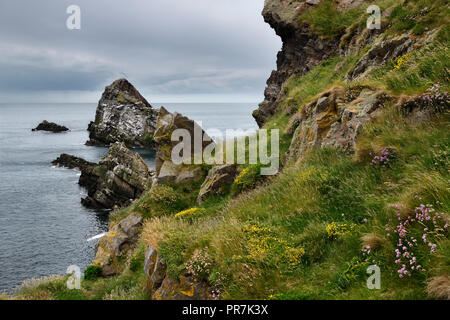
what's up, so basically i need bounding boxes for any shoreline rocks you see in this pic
[86,79,158,148]
[53,142,153,210]
[32,120,69,133]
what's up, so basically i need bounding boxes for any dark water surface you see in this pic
[0,102,257,292]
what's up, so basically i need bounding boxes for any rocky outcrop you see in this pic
[86,79,158,148]
[143,246,167,295]
[92,213,143,276]
[143,246,212,300]
[154,107,211,183]
[347,35,417,80]
[197,165,237,203]
[53,142,152,209]
[82,142,153,209]
[52,154,99,195]
[252,0,340,127]
[32,120,69,132]
[286,86,390,163]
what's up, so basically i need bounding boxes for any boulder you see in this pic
[82,142,153,209]
[86,79,158,148]
[143,246,167,295]
[154,106,212,183]
[53,142,152,210]
[286,86,390,163]
[143,246,211,300]
[32,120,69,132]
[197,165,237,203]
[92,213,143,276]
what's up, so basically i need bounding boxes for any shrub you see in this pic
[84,265,102,281]
[326,222,356,240]
[371,147,396,167]
[129,245,146,272]
[231,164,264,196]
[386,199,448,278]
[185,248,213,281]
[135,184,189,217]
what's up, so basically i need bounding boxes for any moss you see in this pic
[84,265,102,281]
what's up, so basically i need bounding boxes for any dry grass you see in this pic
[361,233,387,251]
[427,275,450,300]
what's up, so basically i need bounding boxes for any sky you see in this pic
[0,0,281,103]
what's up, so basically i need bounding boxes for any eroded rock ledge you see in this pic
[53,142,153,210]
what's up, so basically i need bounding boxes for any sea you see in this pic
[0,102,258,293]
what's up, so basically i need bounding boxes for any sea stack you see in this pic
[86,78,158,148]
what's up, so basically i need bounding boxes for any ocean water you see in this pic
[0,102,257,293]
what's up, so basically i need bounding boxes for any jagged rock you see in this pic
[143,246,167,295]
[92,214,143,276]
[32,120,69,132]
[154,106,211,183]
[158,162,205,184]
[52,154,94,171]
[152,276,212,300]
[82,142,152,209]
[143,245,212,300]
[197,165,237,203]
[52,154,99,194]
[286,86,390,163]
[252,0,339,127]
[347,36,416,80]
[86,79,158,148]
[53,142,152,209]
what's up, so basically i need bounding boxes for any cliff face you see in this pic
[253,0,340,127]
[87,79,158,148]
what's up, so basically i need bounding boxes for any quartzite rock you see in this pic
[86,78,158,148]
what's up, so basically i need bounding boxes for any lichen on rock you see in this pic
[286,86,391,163]
[92,213,143,276]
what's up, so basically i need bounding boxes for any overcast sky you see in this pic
[0,0,280,103]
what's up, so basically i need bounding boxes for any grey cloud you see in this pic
[0,0,280,101]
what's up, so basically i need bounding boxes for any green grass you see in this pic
[369,42,450,94]
[7,0,450,300]
[300,0,362,38]
[149,103,449,299]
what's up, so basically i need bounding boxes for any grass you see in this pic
[148,104,449,299]
[6,0,450,300]
[369,42,450,94]
[300,0,362,38]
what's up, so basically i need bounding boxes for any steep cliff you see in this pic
[253,0,341,127]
